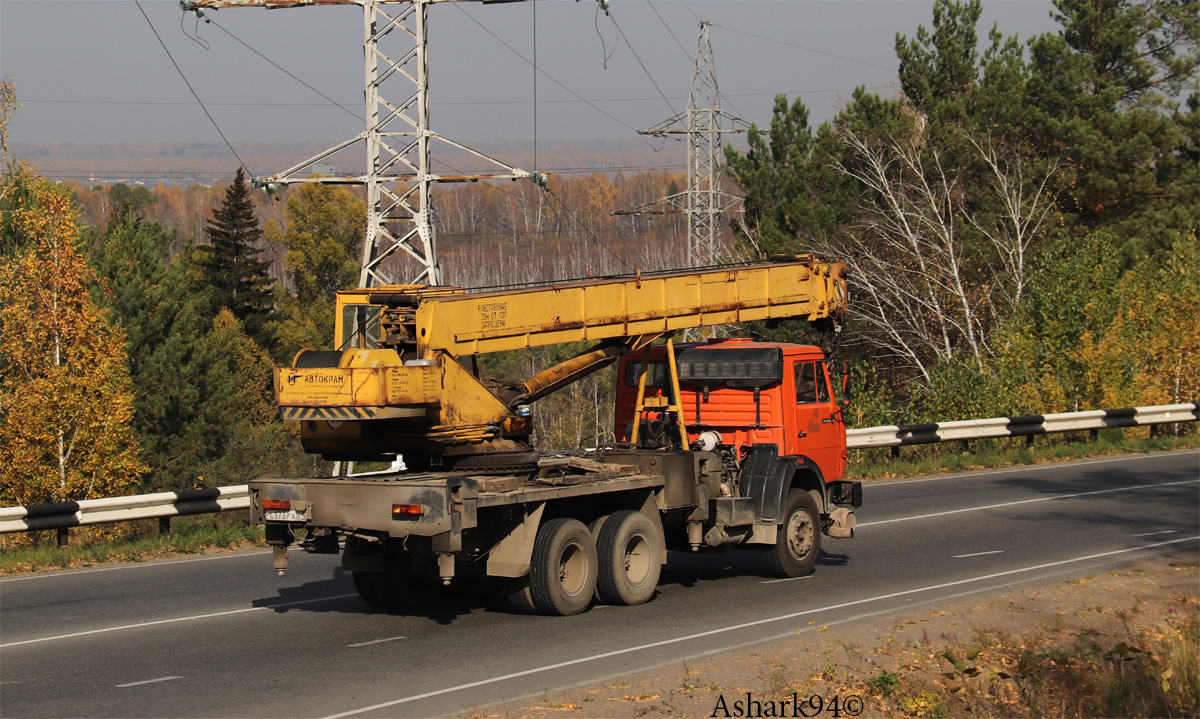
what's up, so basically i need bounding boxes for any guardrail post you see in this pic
[1089,428,1099,442]
[1025,434,1035,449]
[159,517,171,535]
[890,446,900,462]
[56,527,69,547]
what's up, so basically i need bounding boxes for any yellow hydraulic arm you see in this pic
[276,256,846,462]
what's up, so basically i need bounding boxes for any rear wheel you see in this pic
[529,518,597,615]
[762,490,820,578]
[595,510,662,606]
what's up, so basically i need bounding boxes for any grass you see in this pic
[0,513,265,575]
[847,427,1197,481]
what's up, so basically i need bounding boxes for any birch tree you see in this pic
[0,177,144,506]
[818,122,1058,382]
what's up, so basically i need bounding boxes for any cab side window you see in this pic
[794,361,830,404]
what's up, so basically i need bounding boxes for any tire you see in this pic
[529,518,598,616]
[762,490,821,578]
[595,510,662,606]
[502,577,536,613]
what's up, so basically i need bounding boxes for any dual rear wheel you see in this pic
[508,510,664,615]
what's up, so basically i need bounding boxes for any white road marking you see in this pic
[760,576,813,584]
[116,676,182,688]
[318,535,1199,719]
[348,636,406,648]
[859,478,1198,527]
[0,593,359,649]
[0,547,309,583]
[864,450,1199,488]
[953,550,1003,558]
[1132,530,1179,537]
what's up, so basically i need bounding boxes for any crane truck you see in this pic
[253,256,860,615]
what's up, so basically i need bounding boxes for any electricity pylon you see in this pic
[613,21,752,268]
[185,0,544,288]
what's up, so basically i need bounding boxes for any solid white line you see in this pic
[859,478,1198,527]
[0,593,359,649]
[317,535,1199,719]
[0,548,308,583]
[760,576,813,584]
[953,550,1003,558]
[1132,530,1180,537]
[865,450,1199,489]
[348,636,406,648]
[116,676,182,688]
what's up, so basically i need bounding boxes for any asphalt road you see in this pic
[2,450,1197,718]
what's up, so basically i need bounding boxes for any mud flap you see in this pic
[739,444,795,523]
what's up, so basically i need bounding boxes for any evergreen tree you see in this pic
[264,183,365,361]
[723,94,861,257]
[895,0,984,131]
[1023,0,1199,250]
[202,167,274,346]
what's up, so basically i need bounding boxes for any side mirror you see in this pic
[840,359,852,405]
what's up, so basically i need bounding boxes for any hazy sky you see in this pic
[1,0,1060,149]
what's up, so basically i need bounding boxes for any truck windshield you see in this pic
[339,304,382,350]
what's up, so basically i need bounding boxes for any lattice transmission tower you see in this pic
[185,0,547,288]
[614,21,752,268]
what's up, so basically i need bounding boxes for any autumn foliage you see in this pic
[0,174,144,506]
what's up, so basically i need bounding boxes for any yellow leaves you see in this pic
[0,173,145,506]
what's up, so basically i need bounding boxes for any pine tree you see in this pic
[1023,0,1200,250]
[202,167,274,346]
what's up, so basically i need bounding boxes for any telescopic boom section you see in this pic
[277,257,846,464]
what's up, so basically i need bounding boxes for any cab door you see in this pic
[785,358,845,481]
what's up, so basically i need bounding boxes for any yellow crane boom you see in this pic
[277,256,846,464]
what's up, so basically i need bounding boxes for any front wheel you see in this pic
[762,490,821,578]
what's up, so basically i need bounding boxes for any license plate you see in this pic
[264,509,307,523]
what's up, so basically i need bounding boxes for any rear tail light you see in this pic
[392,504,423,518]
[263,499,292,510]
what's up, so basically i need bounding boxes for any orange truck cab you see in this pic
[614,338,858,526]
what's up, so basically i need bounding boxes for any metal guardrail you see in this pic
[1,403,1195,538]
[845,403,1198,450]
[0,486,249,537]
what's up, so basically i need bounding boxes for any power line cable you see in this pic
[607,11,676,114]
[208,18,365,122]
[645,0,691,61]
[452,4,643,137]
[543,186,633,270]
[711,23,895,72]
[22,86,888,109]
[594,3,619,70]
[134,0,251,175]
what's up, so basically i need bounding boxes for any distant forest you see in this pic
[1,0,1196,512]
